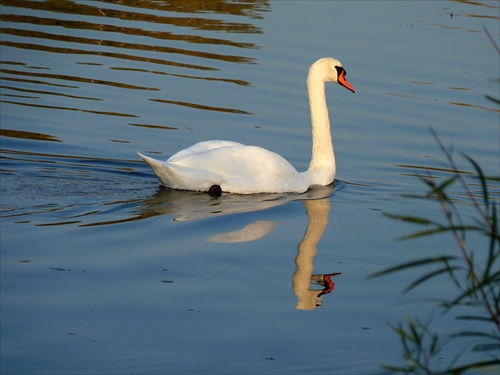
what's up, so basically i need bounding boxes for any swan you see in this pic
[137,57,355,194]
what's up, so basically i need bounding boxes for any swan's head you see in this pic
[310,57,356,93]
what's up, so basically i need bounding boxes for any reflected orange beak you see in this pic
[338,70,356,93]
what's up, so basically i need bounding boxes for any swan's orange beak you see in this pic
[338,70,355,93]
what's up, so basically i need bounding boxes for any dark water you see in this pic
[1,1,499,374]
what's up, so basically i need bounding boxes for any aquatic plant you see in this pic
[372,127,499,374]
[373,27,499,374]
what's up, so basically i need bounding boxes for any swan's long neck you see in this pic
[306,69,335,186]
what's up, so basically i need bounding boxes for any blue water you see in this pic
[1,1,499,374]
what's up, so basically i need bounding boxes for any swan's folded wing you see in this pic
[138,144,309,194]
[168,145,296,178]
[137,152,223,190]
[167,145,309,193]
[168,140,243,162]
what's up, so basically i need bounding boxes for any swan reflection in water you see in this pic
[205,193,340,310]
[292,198,341,310]
[142,183,341,310]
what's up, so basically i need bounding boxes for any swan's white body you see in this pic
[137,57,355,194]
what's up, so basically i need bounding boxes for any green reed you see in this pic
[373,129,499,374]
[372,29,499,374]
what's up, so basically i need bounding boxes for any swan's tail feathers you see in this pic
[136,152,176,188]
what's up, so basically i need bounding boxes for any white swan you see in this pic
[137,57,355,194]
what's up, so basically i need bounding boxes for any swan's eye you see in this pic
[335,66,346,77]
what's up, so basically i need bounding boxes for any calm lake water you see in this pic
[1,1,499,374]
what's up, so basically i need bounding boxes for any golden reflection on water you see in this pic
[109,67,251,86]
[0,0,266,64]
[149,98,253,115]
[1,68,158,91]
[293,198,341,310]
[1,27,255,65]
[1,40,220,70]
[1,0,269,33]
[1,84,102,101]
[1,99,139,117]
[129,123,178,131]
[203,196,341,310]
[0,129,61,142]
[0,0,268,124]
[448,101,500,113]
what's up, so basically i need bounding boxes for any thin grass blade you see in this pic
[462,153,489,208]
[403,265,462,294]
[370,256,457,278]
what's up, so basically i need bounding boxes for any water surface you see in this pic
[1,1,499,374]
